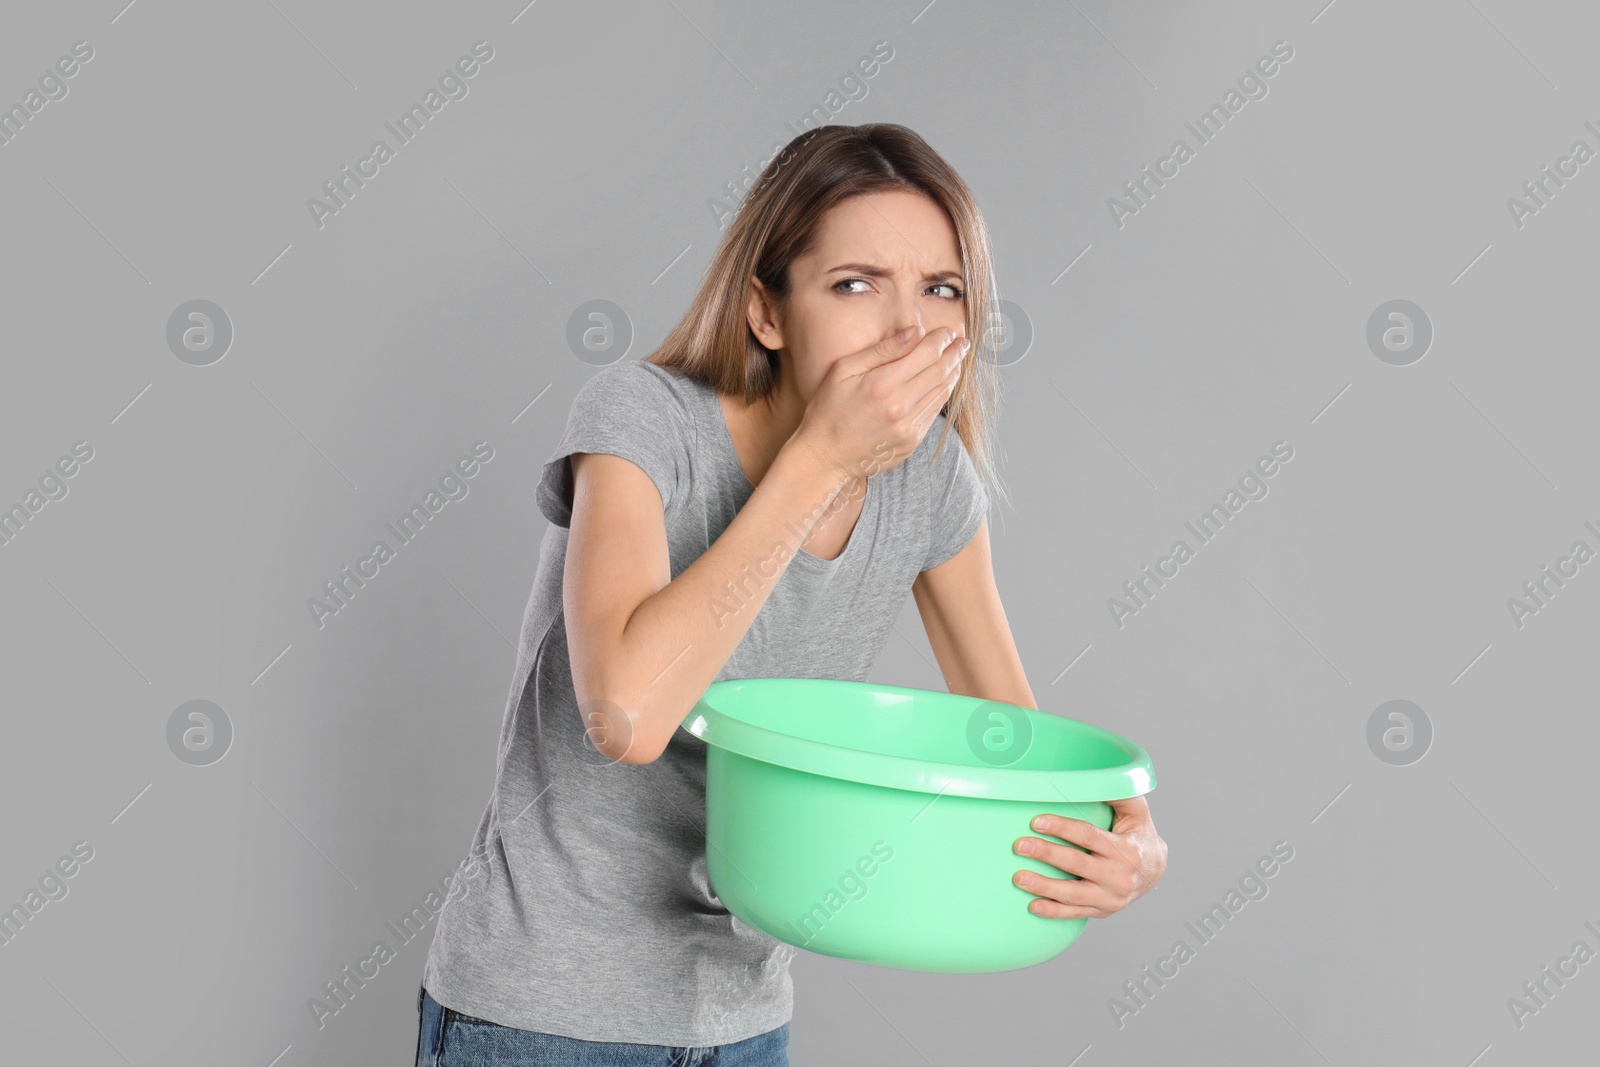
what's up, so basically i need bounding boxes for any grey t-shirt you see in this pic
[422,358,988,1046]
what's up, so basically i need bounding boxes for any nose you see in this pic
[890,292,924,342]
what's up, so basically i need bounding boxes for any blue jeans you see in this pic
[416,986,790,1066]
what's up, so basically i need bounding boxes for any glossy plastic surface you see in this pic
[682,677,1157,973]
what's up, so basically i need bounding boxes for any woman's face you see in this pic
[750,189,967,401]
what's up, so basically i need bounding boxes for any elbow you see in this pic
[613,742,667,766]
[578,688,670,765]
[606,723,667,765]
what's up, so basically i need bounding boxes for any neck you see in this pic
[723,362,806,487]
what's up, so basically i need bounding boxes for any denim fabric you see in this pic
[416,986,790,1066]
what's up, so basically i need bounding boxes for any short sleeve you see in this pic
[923,421,988,571]
[536,362,691,529]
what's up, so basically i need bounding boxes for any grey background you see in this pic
[2,0,1595,1063]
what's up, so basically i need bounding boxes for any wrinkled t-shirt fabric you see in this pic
[421,358,989,1046]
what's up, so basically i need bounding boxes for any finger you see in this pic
[909,332,966,417]
[833,322,929,382]
[1029,814,1149,906]
[874,324,964,400]
[1031,813,1140,871]
[907,374,956,441]
[1025,895,1107,921]
[1015,835,1106,882]
[909,326,964,393]
[908,332,966,429]
[1013,870,1109,918]
[1107,795,1151,829]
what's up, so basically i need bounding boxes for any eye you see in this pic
[831,277,966,300]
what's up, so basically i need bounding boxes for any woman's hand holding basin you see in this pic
[1011,796,1167,919]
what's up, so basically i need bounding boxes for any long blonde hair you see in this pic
[647,122,1006,512]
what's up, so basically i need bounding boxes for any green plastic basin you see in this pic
[681,677,1156,973]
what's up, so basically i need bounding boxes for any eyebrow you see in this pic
[824,262,965,284]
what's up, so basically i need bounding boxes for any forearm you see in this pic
[598,439,856,762]
[910,526,1037,712]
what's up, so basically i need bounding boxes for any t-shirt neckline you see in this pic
[701,378,872,568]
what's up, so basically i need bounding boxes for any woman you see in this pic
[417,122,1167,1066]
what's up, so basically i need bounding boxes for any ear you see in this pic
[746,276,785,351]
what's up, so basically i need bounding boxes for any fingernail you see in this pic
[959,338,971,355]
[1033,817,1049,831]
[895,325,918,344]
[1017,839,1036,855]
